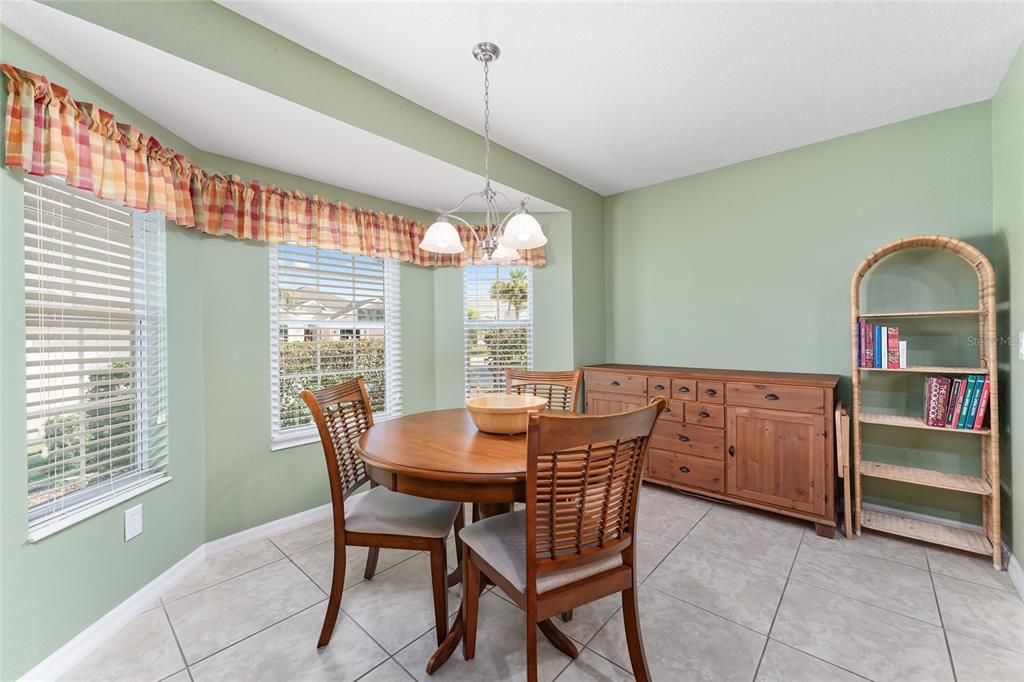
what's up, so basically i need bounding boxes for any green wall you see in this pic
[993,41,1024,555]
[0,29,207,680]
[1,9,590,676]
[604,102,996,525]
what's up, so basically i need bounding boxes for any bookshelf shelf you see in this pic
[858,366,988,375]
[858,309,982,319]
[859,412,991,435]
[860,460,991,495]
[861,509,993,556]
[851,235,1000,569]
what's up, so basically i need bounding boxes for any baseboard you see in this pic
[18,502,333,682]
[1006,547,1024,603]
[19,545,206,682]
[204,502,331,555]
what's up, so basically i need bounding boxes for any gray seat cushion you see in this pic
[459,510,623,594]
[344,486,460,538]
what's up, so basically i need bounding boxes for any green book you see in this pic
[957,376,978,429]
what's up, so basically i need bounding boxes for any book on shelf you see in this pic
[921,373,990,430]
[856,319,907,369]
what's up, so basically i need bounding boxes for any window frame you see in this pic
[463,264,534,399]
[269,245,402,450]
[24,177,170,541]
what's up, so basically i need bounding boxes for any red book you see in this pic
[924,377,951,426]
[945,379,961,427]
[859,319,867,367]
[972,376,991,430]
[887,327,900,368]
[948,379,968,429]
[864,324,874,368]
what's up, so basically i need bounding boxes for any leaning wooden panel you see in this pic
[850,235,1000,568]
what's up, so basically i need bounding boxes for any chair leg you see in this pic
[560,610,573,622]
[429,538,449,646]
[462,545,480,660]
[363,547,380,580]
[526,602,539,682]
[622,586,651,682]
[317,539,346,648]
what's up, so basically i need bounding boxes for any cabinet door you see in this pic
[586,391,647,415]
[726,406,825,515]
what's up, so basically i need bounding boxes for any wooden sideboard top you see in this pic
[583,363,841,389]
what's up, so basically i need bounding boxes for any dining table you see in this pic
[357,407,579,674]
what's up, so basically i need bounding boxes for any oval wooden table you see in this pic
[357,408,578,674]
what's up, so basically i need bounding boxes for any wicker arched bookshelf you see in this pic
[850,235,1001,569]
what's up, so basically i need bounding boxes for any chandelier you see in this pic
[418,42,548,261]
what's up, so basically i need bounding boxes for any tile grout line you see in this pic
[764,639,873,681]
[925,550,959,682]
[751,525,804,681]
[162,551,288,605]
[783,574,946,629]
[159,600,194,682]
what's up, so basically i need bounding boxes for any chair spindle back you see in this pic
[506,369,583,413]
[526,398,666,573]
[301,378,374,502]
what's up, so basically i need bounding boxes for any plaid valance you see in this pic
[1,64,545,267]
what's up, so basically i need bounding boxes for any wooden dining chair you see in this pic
[458,398,666,682]
[505,368,583,413]
[301,378,464,648]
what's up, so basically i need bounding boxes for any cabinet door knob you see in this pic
[765,393,780,401]
[728,445,735,457]
[677,434,690,442]
[678,386,690,393]
[705,388,717,396]
[678,466,691,473]
[654,384,665,390]
[698,410,711,418]
[610,380,620,386]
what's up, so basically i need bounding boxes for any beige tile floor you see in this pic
[60,484,1024,681]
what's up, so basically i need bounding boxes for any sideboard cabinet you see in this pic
[583,364,841,537]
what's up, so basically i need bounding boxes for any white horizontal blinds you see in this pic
[25,177,168,526]
[464,264,533,398]
[271,246,401,442]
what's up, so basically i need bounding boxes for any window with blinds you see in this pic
[464,264,533,398]
[25,177,168,531]
[270,246,402,444]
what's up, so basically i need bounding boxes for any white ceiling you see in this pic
[0,1,562,214]
[220,1,1024,196]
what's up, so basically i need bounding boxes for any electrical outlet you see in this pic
[124,504,143,541]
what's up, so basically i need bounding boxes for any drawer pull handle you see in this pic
[705,388,717,396]
[610,380,621,386]
[677,434,691,442]
[678,466,691,474]
[728,445,735,457]
[698,410,711,418]
[765,393,780,401]
[654,384,665,390]
[677,386,690,393]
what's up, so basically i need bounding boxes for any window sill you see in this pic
[28,475,173,543]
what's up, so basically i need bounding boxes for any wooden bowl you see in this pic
[465,394,548,434]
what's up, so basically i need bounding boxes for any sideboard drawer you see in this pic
[651,421,724,460]
[686,402,725,428]
[698,380,724,404]
[648,377,673,398]
[648,449,725,493]
[726,382,825,413]
[585,371,646,395]
[671,378,697,401]
[659,399,687,422]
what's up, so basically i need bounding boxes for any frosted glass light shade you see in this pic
[419,220,465,254]
[499,212,547,249]
[489,244,521,262]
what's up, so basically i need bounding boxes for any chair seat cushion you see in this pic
[344,486,460,538]
[459,510,623,594]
